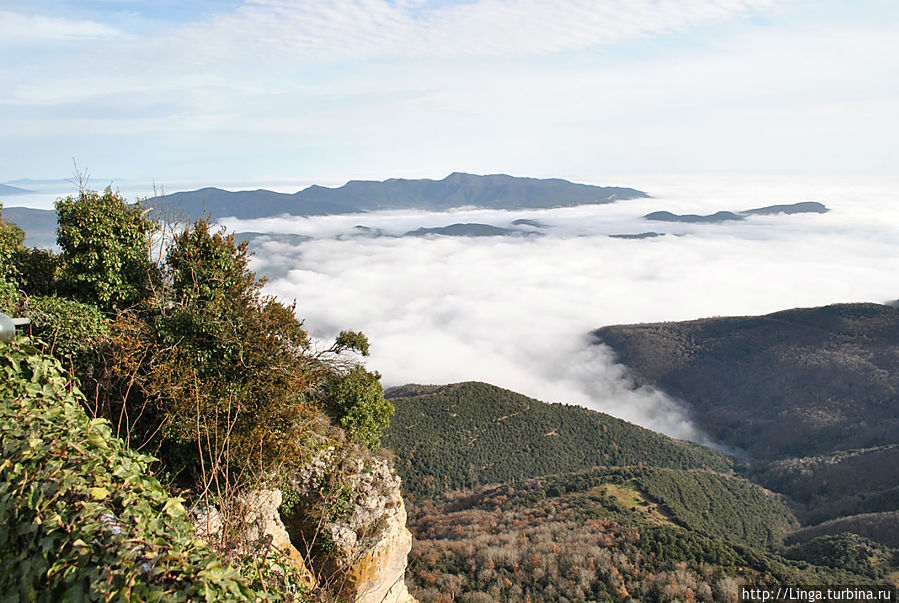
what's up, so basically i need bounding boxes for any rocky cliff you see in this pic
[191,444,417,602]
[287,445,417,603]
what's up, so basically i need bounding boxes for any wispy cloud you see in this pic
[176,0,777,61]
[2,1,897,182]
[0,10,122,44]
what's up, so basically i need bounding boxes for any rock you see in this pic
[287,445,417,602]
[241,489,316,587]
[189,490,315,589]
[189,504,222,540]
[341,496,415,603]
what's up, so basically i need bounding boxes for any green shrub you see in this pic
[56,188,156,313]
[18,295,110,383]
[0,204,26,282]
[13,247,60,296]
[0,339,259,601]
[325,366,394,450]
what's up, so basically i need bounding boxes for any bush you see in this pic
[56,188,156,313]
[0,339,260,601]
[100,220,326,489]
[325,366,394,450]
[0,204,26,282]
[19,295,110,383]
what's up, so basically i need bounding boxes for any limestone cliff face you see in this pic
[188,446,416,602]
[288,446,417,603]
[338,489,414,603]
[189,489,316,589]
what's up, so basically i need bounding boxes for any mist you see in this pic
[219,176,899,443]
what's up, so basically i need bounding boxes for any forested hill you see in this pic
[147,172,648,219]
[382,381,731,498]
[594,302,899,545]
[384,381,898,600]
[594,302,899,461]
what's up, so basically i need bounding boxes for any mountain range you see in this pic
[146,172,649,219]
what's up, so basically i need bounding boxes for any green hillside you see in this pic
[468,467,797,550]
[595,303,899,461]
[382,382,732,498]
[595,303,899,548]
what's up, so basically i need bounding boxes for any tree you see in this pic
[325,366,394,450]
[0,203,25,282]
[101,219,323,489]
[56,188,156,313]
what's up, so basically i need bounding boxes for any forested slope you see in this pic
[595,302,899,546]
[383,382,731,498]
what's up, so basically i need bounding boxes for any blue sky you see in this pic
[2,0,897,188]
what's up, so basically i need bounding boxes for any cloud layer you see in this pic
[229,176,899,442]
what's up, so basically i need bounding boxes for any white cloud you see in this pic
[0,11,121,44]
[229,176,899,443]
[190,0,776,61]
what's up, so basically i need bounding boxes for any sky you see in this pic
[2,0,898,188]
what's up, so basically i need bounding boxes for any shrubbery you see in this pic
[1,188,395,598]
[0,340,261,601]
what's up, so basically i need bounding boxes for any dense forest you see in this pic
[595,303,899,460]
[383,382,731,498]
[595,304,899,549]
[404,475,880,602]
[384,380,898,600]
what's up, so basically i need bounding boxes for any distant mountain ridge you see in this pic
[147,172,649,219]
[645,201,829,223]
[0,183,36,196]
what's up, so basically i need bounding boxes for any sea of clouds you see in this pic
[214,175,899,443]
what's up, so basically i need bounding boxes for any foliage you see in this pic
[12,247,60,296]
[461,466,796,550]
[784,533,895,580]
[4,193,393,598]
[98,220,323,487]
[0,277,16,313]
[0,339,261,601]
[382,382,732,498]
[15,294,110,384]
[96,218,388,494]
[325,366,394,450]
[0,203,26,282]
[56,188,156,313]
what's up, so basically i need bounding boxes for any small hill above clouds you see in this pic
[146,173,649,220]
[644,201,829,223]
